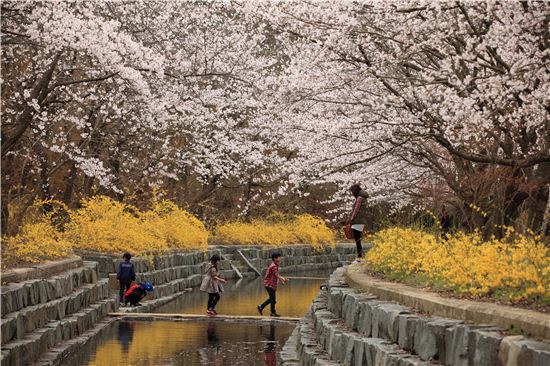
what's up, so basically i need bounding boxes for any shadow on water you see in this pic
[63,268,333,365]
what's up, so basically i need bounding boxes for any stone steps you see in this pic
[106,261,236,289]
[283,287,434,366]
[244,254,354,272]
[1,262,98,316]
[289,267,550,366]
[307,291,434,365]
[147,269,241,300]
[1,279,110,346]
[79,249,223,277]
[1,297,118,366]
[118,291,189,313]
[34,317,117,366]
[148,274,203,300]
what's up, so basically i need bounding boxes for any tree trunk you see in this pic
[2,52,61,157]
[62,162,77,206]
[1,192,9,236]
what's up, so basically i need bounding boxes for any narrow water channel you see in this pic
[156,269,329,317]
[68,269,333,366]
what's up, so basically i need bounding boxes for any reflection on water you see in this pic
[117,321,135,353]
[65,269,331,366]
[156,269,330,317]
[76,320,294,366]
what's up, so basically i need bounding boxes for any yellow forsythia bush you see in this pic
[3,221,73,263]
[213,213,335,250]
[64,196,160,254]
[366,227,549,304]
[140,199,209,252]
[65,196,209,254]
[3,196,209,264]
[2,200,73,263]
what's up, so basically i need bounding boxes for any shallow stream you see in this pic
[66,269,332,365]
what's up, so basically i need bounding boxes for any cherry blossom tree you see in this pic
[243,0,549,233]
[1,1,283,233]
[2,0,548,236]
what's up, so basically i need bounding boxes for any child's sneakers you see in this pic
[270,312,281,317]
[207,309,218,316]
[257,305,263,315]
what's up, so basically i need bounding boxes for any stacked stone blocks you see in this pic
[283,267,550,366]
[1,262,118,366]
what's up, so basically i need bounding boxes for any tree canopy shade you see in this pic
[1,0,549,236]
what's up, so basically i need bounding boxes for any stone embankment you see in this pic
[80,245,356,313]
[0,244,356,365]
[1,261,118,366]
[282,267,550,366]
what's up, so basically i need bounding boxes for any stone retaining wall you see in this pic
[1,261,118,366]
[1,258,83,285]
[0,245,355,366]
[78,244,357,279]
[80,245,356,308]
[346,265,550,341]
[282,267,550,366]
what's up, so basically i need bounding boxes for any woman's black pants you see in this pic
[207,293,220,310]
[352,229,363,258]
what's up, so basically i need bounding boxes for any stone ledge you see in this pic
[346,264,550,341]
[34,317,118,366]
[1,297,118,366]
[1,258,83,285]
[1,279,111,345]
[1,263,98,316]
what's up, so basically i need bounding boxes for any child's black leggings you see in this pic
[207,293,220,310]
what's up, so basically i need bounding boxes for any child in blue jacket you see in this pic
[116,252,136,305]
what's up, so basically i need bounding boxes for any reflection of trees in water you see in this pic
[117,321,135,353]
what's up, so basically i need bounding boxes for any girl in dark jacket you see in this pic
[347,184,368,260]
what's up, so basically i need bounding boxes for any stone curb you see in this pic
[346,265,550,341]
[1,258,83,285]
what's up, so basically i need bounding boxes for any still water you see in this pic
[70,269,333,366]
[156,269,330,317]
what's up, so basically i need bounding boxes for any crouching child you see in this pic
[124,282,154,306]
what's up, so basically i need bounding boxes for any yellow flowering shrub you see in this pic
[3,196,210,264]
[65,196,209,254]
[140,199,209,251]
[213,213,335,250]
[2,200,73,264]
[64,196,162,254]
[366,227,549,304]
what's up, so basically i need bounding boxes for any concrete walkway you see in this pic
[108,312,300,322]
